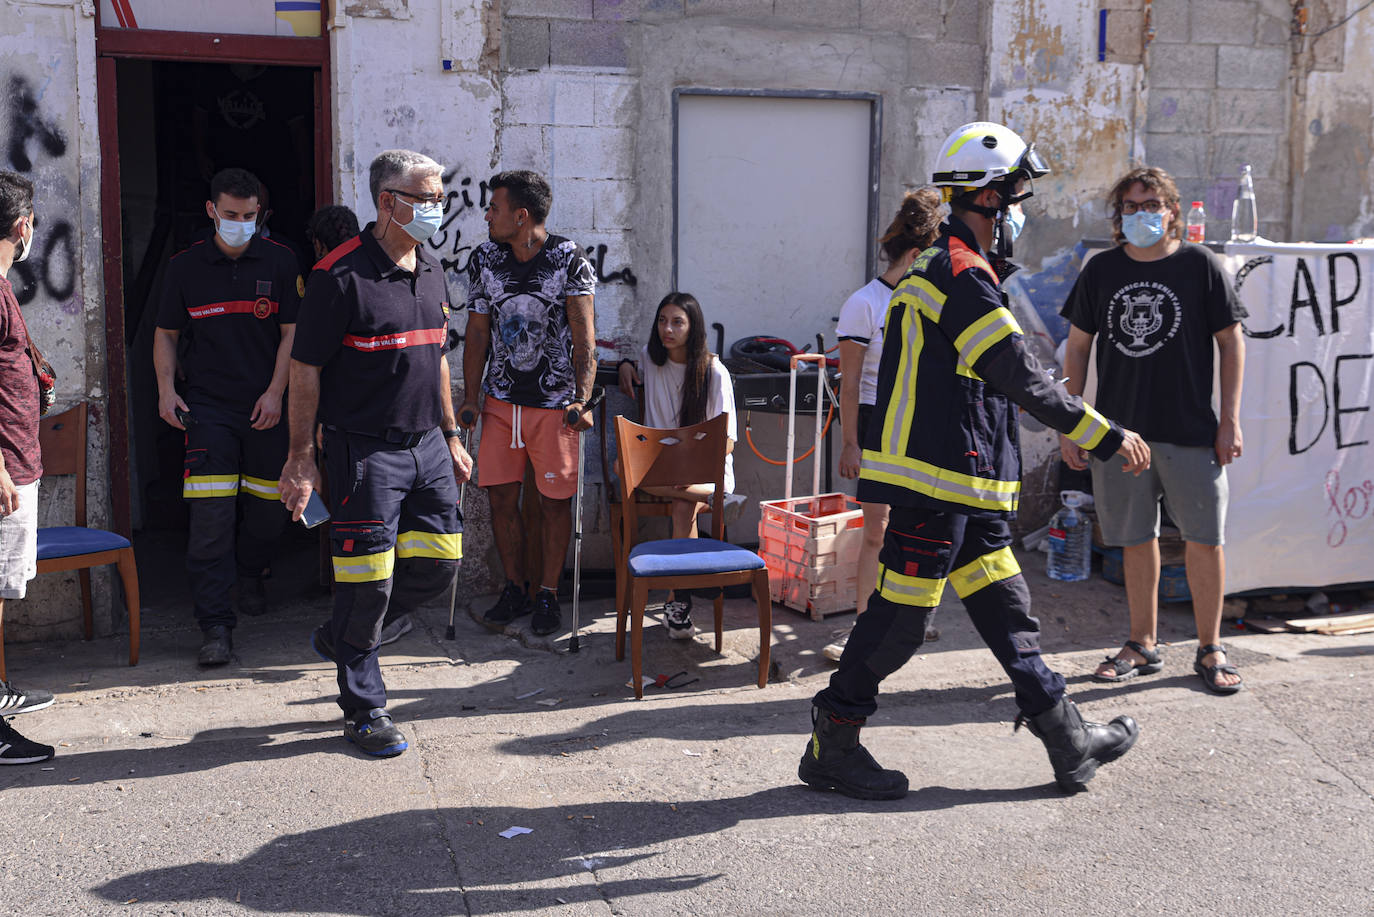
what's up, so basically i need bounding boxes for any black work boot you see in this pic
[236,576,268,617]
[482,580,532,632]
[798,706,909,800]
[197,625,233,667]
[1017,696,1139,793]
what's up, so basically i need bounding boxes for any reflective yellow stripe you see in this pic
[877,565,946,607]
[183,474,239,499]
[1067,403,1112,451]
[944,125,988,158]
[895,275,946,323]
[395,530,462,560]
[332,548,395,583]
[882,304,922,455]
[860,449,1020,513]
[954,358,982,380]
[949,546,1021,598]
[954,307,1020,368]
[239,475,280,501]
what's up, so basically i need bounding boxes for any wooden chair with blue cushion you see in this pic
[614,414,770,698]
[30,402,140,666]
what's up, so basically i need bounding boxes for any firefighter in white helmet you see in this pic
[799,122,1152,799]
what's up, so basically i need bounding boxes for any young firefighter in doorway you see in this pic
[799,122,1151,800]
[824,190,944,663]
[154,168,300,667]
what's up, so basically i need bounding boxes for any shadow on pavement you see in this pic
[92,784,1060,914]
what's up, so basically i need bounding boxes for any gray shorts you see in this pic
[1091,442,1227,547]
[0,479,40,600]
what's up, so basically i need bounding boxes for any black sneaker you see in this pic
[197,625,233,667]
[344,707,408,757]
[0,680,55,715]
[236,575,268,617]
[482,580,532,632]
[0,717,55,765]
[530,589,561,636]
[312,615,415,662]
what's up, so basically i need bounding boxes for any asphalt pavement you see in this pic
[2,550,1371,916]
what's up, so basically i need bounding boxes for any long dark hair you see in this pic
[647,292,712,427]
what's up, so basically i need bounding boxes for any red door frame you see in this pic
[94,11,331,537]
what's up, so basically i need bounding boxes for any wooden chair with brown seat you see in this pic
[18,403,140,670]
[614,414,770,699]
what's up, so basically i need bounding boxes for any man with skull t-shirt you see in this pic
[461,170,597,638]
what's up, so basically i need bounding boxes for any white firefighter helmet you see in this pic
[930,121,1049,194]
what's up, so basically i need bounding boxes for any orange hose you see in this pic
[743,404,836,466]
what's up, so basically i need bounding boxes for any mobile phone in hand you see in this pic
[175,407,197,427]
[300,490,331,528]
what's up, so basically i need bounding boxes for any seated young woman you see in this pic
[617,292,737,639]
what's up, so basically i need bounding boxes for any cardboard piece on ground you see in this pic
[1243,617,1290,634]
[1286,612,1374,632]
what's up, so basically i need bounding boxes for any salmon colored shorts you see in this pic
[477,396,580,499]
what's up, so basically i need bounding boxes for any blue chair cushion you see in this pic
[628,537,766,578]
[36,526,131,562]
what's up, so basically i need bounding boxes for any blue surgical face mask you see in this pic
[1004,205,1026,243]
[1121,210,1165,248]
[399,198,444,244]
[214,206,257,248]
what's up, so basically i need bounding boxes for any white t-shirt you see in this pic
[640,346,737,493]
[834,277,896,406]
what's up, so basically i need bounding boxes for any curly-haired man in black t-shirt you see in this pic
[1060,166,1248,696]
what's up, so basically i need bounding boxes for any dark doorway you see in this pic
[119,59,317,533]
[115,59,323,609]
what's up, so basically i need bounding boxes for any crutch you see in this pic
[564,385,606,653]
[445,418,475,641]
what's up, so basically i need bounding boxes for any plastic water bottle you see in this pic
[1186,201,1206,243]
[1046,490,1091,582]
[1231,164,1258,242]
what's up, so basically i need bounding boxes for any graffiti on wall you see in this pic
[4,74,76,309]
[426,166,638,302]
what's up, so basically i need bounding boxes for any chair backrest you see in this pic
[614,413,729,542]
[38,402,88,527]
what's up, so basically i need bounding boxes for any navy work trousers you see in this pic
[324,427,462,716]
[182,400,289,631]
[815,507,1065,719]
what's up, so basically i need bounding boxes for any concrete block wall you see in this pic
[1142,0,1293,242]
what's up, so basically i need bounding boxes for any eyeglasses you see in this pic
[385,188,445,206]
[1121,199,1166,215]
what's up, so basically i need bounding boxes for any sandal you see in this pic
[1092,639,1164,683]
[1194,643,1243,695]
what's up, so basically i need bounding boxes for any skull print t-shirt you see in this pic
[1060,241,1246,447]
[466,235,596,409]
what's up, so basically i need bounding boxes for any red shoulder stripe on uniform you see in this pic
[342,327,446,352]
[261,235,296,255]
[949,237,997,285]
[169,239,208,262]
[314,235,363,272]
[187,299,279,319]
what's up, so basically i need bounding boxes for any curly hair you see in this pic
[305,205,361,254]
[878,188,943,261]
[1107,166,1183,246]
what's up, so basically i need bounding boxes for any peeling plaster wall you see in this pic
[1,0,112,643]
[1298,7,1374,242]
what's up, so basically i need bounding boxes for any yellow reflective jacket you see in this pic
[857,217,1123,518]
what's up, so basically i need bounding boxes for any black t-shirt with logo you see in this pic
[465,235,596,409]
[292,227,451,434]
[156,235,302,410]
[1060,242,1246,447]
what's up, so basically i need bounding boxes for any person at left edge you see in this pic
[280,150,472,759]
[154,168,301,667]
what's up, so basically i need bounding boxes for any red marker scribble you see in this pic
[1325,469,1374,548]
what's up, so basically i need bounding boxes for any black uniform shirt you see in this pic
[156,234,302,410]
[292,225,451,434]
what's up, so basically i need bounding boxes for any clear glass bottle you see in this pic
[1231,164,1258,242]
[1186,201,1206,243]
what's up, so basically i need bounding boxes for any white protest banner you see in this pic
[1222,242,1374,593]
